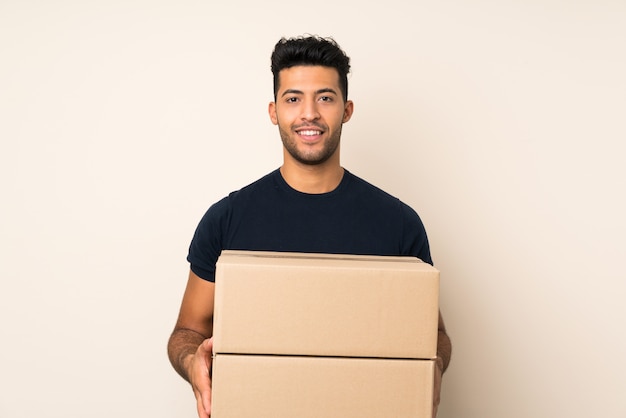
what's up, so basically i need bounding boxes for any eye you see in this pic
[285,97,299,103]
[319,96,333,102]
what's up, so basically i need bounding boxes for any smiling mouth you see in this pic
[297,130,323,136]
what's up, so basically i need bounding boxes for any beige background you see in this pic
[1,1,625,417]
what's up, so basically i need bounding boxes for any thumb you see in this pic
[200,337,214,354]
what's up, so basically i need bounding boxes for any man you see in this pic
[168,35,452,418]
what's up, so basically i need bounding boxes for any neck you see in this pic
[280,158,344,194]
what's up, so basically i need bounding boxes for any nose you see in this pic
[300,98,320,121]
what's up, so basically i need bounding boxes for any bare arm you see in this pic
[437,311,452,372]
[167,270,215,417]
[433,310,452,417]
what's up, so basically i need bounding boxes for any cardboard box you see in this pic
[214,250,439,359]
[211,354,435,418]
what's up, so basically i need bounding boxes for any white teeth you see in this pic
[299,130,321,136]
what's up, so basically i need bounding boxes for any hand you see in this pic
[432,356,443,418]
[187,337,214,418]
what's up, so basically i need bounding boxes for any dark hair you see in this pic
[271,35,351,102]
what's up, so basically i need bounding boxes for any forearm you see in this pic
[436,329,452,373]
[167,327,210,382]
[436,311,452,373]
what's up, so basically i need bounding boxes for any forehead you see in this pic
[277,65,341,93]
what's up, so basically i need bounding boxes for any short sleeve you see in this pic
[186,196,231,282]
[400,203,433,265]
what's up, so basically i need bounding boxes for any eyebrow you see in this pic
[281,88,339,97]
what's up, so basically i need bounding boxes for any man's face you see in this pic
[269,65,354,166]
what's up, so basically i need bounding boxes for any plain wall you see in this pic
[1,1,625,417]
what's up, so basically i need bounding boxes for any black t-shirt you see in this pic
[188,169,432,281]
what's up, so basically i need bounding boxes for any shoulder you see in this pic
[196,169,278,223]
[344,169,427,228]
[344,170,406,207]
[206,169,280,210]
[226,169,280,202]
[342,170,424,225]
[343,170,432,263]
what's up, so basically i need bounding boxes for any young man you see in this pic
[168,35,452,418]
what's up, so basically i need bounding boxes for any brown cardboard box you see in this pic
[214,250,439,359]
[211,354,435,418]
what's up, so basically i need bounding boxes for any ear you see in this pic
[342,100,354,123]
[268,102,278,125]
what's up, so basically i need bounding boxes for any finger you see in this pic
[194,338,214,416]
[194,368,212,412]
[200,338,214,379]
[196,395,210,418]
[199,337,214,354]
[202,385,212,416]
[197,342,213,416]
[432,359,442,417]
